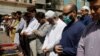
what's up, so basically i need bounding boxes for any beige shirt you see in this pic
[77,22,100,56]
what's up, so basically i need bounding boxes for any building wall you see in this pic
[0,4,26,14]
[36,0,45,4]
[64,0,89,9]
[0,0,64,15]
[0,0,35,14]
[56,0,64,10]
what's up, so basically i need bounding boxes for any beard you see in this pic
[92,13,100,21]
[69,15,75,22]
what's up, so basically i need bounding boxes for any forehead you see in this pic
[63,5,72,13]
[90,0,100,6]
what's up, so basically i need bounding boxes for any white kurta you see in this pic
[42,19,66,56]
[21,17,40,56]
[14,18,25,45]
[21,17,40,35]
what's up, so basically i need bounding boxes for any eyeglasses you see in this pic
[63,11,73,16]
[90,5,100,11]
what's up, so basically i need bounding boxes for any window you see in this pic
[16,0,19,2]
[24,0,27,3]
[36,4,45,9]
[29,0,32,3]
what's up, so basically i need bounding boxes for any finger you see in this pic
[57,47,63,50]
[58,51,63,53]
[56,50,63,54]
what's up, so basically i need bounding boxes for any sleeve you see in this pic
[63,47,77,56]
[46,32,62,51]
[20,22,26,34]
[16,20,25,33]
[76,37,85,56]
[35,24,52,37]
[62,37,85,56]
[42,36,48,50]
[14,33,20,45]
[47,24,66,51]
[24,21,40,35]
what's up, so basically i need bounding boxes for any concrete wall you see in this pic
[0,0,36,14]
[36,0,45,4]
[0,4,26,14]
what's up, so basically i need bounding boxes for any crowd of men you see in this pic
[0,0,100,56]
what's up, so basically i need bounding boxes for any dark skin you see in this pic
[55,1,100,54]
[90,0,100,21]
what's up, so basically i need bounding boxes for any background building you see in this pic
[64,0,89,9]
[0,0,36,14]
[45,0,64,15]
[0,0,89,15]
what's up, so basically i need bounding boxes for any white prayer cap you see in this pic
[81,6,90,11]
[45,10,57,19]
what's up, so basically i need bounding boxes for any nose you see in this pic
[91,9,95,14]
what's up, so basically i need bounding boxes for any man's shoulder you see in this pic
[75,21,85,28]
[58,19,66,26]
[82,22,95,37]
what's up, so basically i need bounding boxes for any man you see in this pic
[77,0,100,56]
[9,12,20,42]
[54,4,85,56]
[42,10,66,56]
[80,6,92,26]
[29,12,52,56]
[1,15,10,35]
[20,6,40,56]
[14,11,23,45]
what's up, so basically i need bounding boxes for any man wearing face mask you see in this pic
[54,4,85,56]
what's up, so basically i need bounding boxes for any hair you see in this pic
[16,11,22,15]
[87,0,95,2]
[11,12,16,16]
[59,14,63,20]
[85,9,89,12]
[23,12,31,18]
[36,12,45,22]
[36,12,45,19]
[27,6,36,13]
[70,4,77,14]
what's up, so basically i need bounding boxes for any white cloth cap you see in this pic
[45,10,56,19]
[82,6,90,11]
